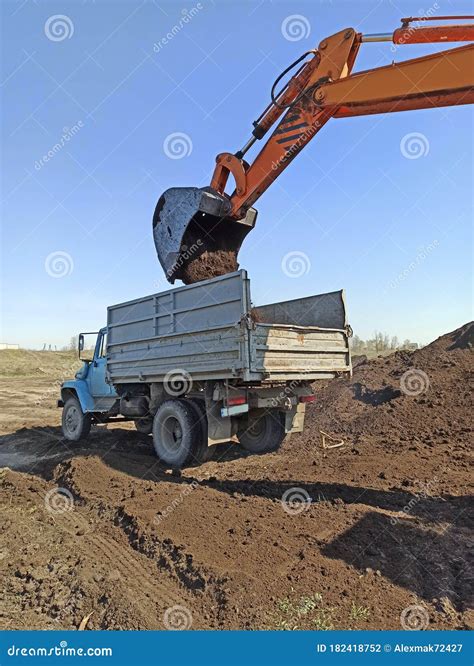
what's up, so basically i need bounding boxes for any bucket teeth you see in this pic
[153,187,257,283]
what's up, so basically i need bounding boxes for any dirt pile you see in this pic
[298,322,473,488]
[0,325,472,630]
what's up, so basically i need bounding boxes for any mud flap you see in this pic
[285,404,306,433]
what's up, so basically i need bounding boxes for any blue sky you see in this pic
[1,0,473,348]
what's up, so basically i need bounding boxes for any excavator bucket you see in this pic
[153,187,257,284]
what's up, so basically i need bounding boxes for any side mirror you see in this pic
[78,332,97,363]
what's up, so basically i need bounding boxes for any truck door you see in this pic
[89,330,114,398]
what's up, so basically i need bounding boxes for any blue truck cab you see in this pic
[59,328,119,440]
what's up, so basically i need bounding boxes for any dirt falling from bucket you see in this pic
[181,250,238,284]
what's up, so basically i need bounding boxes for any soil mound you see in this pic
[299,323,473,462]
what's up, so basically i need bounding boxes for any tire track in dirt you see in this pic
[47,495,200,623]
[48,458,229,627]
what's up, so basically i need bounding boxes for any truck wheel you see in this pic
[153,400,199,468]
[238,411,285,454]
[186,398,211,464]
[62,395,91,442]
[134,418,153,435]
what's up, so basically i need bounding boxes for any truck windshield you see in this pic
[78,332,98,362]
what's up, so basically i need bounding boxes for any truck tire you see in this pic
[134,418,153,435]
[186,398,212,464]
[62,395,91,442]
[238,411,285,454]
[153,399,200,468]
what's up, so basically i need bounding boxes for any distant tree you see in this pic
[372,330,387,352]
[366,337,376,352]
[350,333,420,354]
[371,331,379,352]
[68,335,78,351]
[351,334,363,352]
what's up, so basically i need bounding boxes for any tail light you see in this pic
[299,395,316,403]
[221,393,249,418]
[228,395,247,406]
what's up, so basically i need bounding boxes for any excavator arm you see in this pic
[153,16,474,283]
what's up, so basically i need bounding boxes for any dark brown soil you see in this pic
[249,307,262,323]
[0,324,472,630]
[181,250,238,284]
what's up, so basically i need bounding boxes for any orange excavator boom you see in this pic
[153,16,474,283]
[392,15,474,43]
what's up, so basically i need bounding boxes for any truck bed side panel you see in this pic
[106,272,250,384]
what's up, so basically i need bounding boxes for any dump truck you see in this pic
[59,271,351,467]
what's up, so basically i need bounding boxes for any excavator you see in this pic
[153,15,474,284]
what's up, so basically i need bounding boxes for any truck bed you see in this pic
[106,271,351,385]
